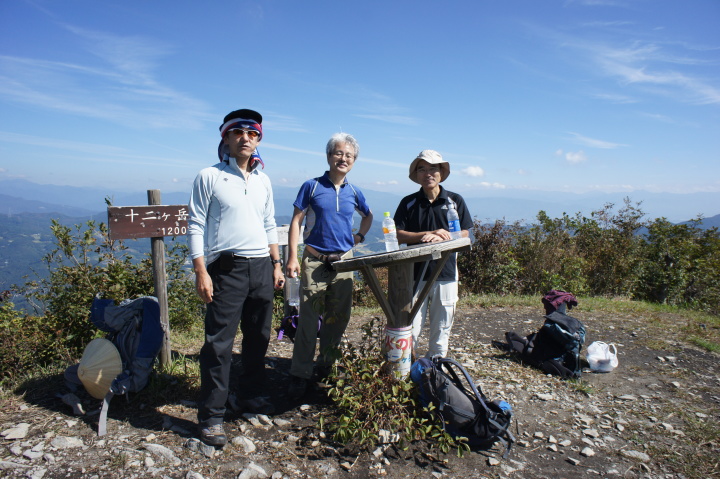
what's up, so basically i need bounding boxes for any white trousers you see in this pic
[411,280,458,358]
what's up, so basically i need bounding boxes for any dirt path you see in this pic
[1,304,718,478]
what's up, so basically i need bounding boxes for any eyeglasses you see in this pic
[416,166,440,174]
[332,151,356,160]
[229,129,260,140]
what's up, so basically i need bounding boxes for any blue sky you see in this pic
[1,0,718,199]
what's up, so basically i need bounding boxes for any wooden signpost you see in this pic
[107,190,188,367]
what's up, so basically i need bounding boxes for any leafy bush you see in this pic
[0,299,66,381]
[320,316,468,455]
[458,219,521,295]
[457,198,720,313]
[3,218,203,379]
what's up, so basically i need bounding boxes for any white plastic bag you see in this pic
[586,341,618,372]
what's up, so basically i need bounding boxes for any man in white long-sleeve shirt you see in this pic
[188,108,284,447]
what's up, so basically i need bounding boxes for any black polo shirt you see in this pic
[393,186,473,281]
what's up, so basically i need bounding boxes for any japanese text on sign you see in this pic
[107,205,189,240]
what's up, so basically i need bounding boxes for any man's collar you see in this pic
[418,185,446,200]
[322,170,348,185]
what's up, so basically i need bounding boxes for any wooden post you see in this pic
[386,262,415,328]
[147,189,171,367]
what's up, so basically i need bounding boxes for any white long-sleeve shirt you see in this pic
[188,158,278,265]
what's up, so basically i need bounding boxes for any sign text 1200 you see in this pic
[160,226,187,236]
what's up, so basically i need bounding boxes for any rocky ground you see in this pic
[1,302,719,479]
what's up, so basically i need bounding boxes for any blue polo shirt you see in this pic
[294,172,371,254]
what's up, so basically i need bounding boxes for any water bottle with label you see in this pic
[382,212,399,252]
[447,203,462,239]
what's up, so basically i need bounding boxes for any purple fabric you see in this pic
[542,290,578,315]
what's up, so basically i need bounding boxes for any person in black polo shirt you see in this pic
[394,150,472,358]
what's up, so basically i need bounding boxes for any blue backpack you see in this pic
[66,295,164,435]
[410,356,515,458]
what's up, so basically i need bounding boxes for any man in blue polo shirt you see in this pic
[285,133,373,399]
[394,150,472,359]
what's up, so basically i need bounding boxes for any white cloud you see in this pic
[565,150,588,164]
[468,182,507,189]
[568,132,627,149]
[461,166,485,177]
[0,24,214,129]
[555,149,564,156]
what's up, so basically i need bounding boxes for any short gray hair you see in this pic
[326,133,359,159]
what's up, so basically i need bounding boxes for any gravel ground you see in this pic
[1,302,719,479]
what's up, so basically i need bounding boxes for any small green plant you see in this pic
[319,316,469,456]
[567,378,594,395]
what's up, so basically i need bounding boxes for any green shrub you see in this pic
[320,316,468,455]
[5,217,203,380]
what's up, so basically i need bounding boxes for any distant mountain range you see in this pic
[2,178,718,223]
[1,178,718,290]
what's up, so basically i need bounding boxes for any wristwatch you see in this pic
[271,259,283,266]
[355,232,365,243]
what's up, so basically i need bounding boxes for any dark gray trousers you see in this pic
[197,255,273,427]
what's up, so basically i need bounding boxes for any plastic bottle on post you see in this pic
[447,203,462,240]
[382,212,399,252]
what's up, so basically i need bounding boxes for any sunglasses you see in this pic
[229,129,260,139]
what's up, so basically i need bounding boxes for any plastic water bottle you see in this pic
[285,276,300,307]
[447,203,462,239]
[382,212,399,252]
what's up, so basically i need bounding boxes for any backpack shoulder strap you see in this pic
[434,357,492,413]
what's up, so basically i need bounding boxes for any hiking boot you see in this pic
[288,375,308,400]
[199,424,227,447]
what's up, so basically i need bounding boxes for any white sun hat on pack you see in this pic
[77,338,123,399]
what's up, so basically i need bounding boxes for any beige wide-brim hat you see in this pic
[408,150,450,184]
[77,338,122,399]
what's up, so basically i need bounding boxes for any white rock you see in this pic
[238,462,269,479]
[621,449,651,462]
[28,467,47,479]
[488,457,500,466]
[583,428,600,438]
[23,450,43,460]
[559,439,572,447]
[50,436,84,449]
[144,443,181,466]
[232,436,257,454]
[536,393,555,401]
[617,395,637,401]
[242,413,262,427]
[567,457,580,466]
[1,423,30,440]
[580,447,595,457]
[186,472,205,479]
[256,414,273,426]
[273,418,290,428]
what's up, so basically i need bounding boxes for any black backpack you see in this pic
[410,356,515,457]
[504,311,586,378]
